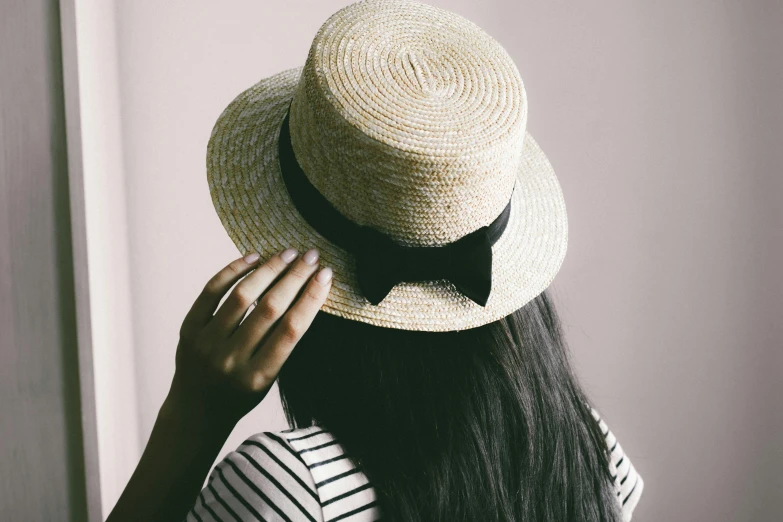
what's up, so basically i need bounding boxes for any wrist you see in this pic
[158,387,237,440]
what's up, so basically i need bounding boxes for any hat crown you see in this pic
[288,0,528,247]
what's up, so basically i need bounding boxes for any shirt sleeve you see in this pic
[184,431,323,522]
[590,407,644,522]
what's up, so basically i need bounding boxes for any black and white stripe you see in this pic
[187,411,641,521]
[285,426,381,522]
[591,408,645,521]
[187,429,325,521]
[186,426,380,522]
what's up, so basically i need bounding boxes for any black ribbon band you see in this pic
[277,102,513,306]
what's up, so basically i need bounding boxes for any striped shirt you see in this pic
[185,409,643,522]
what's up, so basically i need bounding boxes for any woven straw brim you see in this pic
[207,66,568,332]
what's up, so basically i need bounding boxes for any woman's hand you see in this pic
[160,247,333,431]
[107,248,331,522]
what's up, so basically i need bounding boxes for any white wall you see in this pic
[71,0,139,515]
[86,1,782,520]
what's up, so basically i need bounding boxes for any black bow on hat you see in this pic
[353,221,493,306]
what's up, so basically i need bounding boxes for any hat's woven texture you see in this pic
[207,0,568,331]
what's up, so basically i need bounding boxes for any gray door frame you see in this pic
[0,0,100,520]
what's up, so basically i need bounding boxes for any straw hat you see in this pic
[206,0,568,332]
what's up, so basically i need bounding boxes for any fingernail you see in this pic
[316,267,333,285]
[244,252,260,264]
[279,247,298,264]
[302,248,319,265]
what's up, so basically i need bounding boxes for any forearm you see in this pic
[106,396,235,522]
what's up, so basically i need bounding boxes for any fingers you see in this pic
[209,247,300,335]
[245,266,333,387]
[179,252,263,341]
[230,248,323,359]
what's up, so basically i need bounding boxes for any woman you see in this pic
[107,1,643,521]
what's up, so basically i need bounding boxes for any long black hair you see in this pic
[277,289,621,522]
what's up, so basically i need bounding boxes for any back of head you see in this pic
[278,290,622,522]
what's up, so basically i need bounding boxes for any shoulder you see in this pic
[589,407,645,522]
[185,425,381,522]
[279,425,382,521]
[185,427,322,522]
